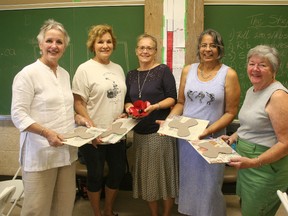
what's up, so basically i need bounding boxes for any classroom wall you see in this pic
[0,117,20,176]
[1,0,287,176]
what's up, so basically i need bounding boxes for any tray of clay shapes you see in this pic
[62,126,104,147]
[99,117,140,144]
[189,137,240,164]
[62,118,140,147]
[157,115,209,141]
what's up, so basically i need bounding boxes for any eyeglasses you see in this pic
[137,46,156,52]
[200,43,218,49]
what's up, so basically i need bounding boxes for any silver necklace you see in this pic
[200,64,219,79]
[200,69,212,79]
[138,69,151,98]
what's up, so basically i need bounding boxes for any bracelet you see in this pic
[157,103,160,110]
[256,156,262,167]
[40,128,46,137]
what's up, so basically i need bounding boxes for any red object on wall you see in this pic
[167,31,173,71]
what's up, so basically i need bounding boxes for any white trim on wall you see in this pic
[1,0,288,10]
[0,0,144,10]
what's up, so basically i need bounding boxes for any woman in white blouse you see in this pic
[11,19,88,216]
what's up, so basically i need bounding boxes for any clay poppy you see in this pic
[129,100,151,118]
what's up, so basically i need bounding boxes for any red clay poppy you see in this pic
[128,100,151,118]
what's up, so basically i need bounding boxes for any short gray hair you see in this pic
[37,19,70,47]
[247,45,280,73]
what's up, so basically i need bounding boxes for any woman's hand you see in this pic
[155,120,166,136]
[220,132,238,145]
[118,112,128,119]
[43,129,65,147]
[91,137,103,148]
[155,119,164,125]
[144,103,159,115]
[125,104,134,114]
[75,114,93,127]
[221,135,231,144]
[229,156,260,169]
[198,128,212,140]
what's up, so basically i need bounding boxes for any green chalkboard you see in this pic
[204,5,288,108]
[1,5,288,115]
[0,6,144,115]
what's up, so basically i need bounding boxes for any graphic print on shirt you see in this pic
[187,90,215,105]
[206,92,215,105]
[104,72,122,104]
[106,79,120,98]
[187,90,196,101]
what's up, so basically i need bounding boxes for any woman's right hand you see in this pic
[75,114,93,127]
[155,120,166,136]
[155,120,164,126]
[221,132,238,145]
[43,129,65,147]
[220,135,231,144]
[229,156,260,169]
[91,137,102,148]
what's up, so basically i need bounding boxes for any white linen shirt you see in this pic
[11,59,78,172]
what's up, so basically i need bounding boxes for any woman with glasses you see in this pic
[222,45,288,216]
[124,33,178,216]
[167,29,240,216]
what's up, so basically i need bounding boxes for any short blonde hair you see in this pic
[86,24,117,53]
[136,33,158,50]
